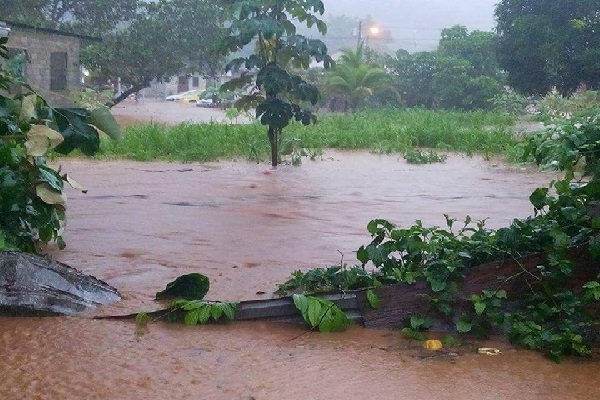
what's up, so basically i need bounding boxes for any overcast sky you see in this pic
[322,0,500,51]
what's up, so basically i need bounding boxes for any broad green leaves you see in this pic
[221,0,332,166]
[24,125,64,156]
[292,294,350,332]
[155,273,210,300]
[366,289,380,309]
[171,299,238,325]
[0,58,120,252]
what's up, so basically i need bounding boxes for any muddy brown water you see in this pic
[1,151,598,399]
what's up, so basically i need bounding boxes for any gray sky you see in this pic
[322,0,499,51]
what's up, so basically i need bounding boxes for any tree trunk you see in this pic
[268,126,279,168]
[106,84,146,108]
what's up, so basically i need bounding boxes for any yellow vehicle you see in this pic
[165,89,203,102]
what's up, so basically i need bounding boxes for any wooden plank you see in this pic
[236,293,362,324]
[96,292,364,325]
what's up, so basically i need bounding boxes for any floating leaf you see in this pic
[197,304,211,324]
[135,312,149,326]
[184,308,201,325]
[221,302,237,320]
[210,303,224,320]
[422,339,443,350]
[62,173,87,193]
[156,273,210,300]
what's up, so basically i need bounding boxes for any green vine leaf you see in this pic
[170,300,238,325]
[366,289,381,309]
[184,308,201,325]
[292,294,350,332]
[474,302,486,315]
[456,316,473,333]
[292,293,310,314]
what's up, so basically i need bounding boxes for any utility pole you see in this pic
[356,20,362,51]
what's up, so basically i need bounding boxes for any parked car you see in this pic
[165,89,202,102]
[196,96,218,108]
[196,89,239,108]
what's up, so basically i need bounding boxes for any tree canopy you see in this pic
[384,25,504,111]
[325,45,394,111]
[1,0,226,106]
[82,0,225,104]
[0,0,139,35]
[495,0,600,95]
[220,0,333,167]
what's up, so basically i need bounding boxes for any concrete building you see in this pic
[1,21,99,107]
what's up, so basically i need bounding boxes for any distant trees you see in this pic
[384,25,504,111]
[1,0,225,106]
[495,0,600,95]
[0,0,139,36]
[434,26,504,110]
[82,0,225,105]
[325,45,394,111]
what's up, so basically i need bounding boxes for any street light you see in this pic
[366,25,380,47]
[356,21,381,50]
[369,26,380,36]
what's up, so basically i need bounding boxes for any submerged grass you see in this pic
[96,108,518,163]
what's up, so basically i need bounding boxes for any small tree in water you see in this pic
[220,0,333,167]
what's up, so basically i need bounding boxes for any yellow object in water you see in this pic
[422,339,443,350]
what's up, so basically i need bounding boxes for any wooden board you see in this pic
[96,292,363,324]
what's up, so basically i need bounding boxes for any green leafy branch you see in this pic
[168,299,238,326]
[292,294,351,332]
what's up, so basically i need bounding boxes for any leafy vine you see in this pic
[277,113,600,361]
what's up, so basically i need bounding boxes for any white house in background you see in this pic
[144,70,240,99]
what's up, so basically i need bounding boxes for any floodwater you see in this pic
[111,99,253,125]
[1,152,598,399]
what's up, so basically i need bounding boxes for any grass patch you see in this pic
[94,108,518,163]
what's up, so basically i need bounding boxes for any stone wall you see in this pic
[6,26,81,107]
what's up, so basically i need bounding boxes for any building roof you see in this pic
[2,20,101,42]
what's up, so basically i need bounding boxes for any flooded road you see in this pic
[1,152,597,399]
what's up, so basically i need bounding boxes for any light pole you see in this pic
[356,20,362,51]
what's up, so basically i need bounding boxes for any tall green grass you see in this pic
[97,108,518,162]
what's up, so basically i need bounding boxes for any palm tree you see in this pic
[325,45,395,111]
